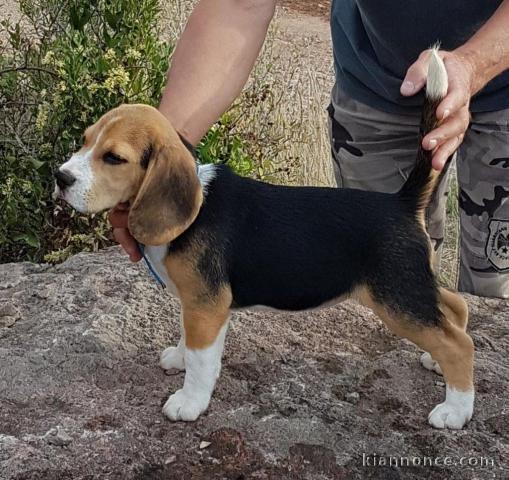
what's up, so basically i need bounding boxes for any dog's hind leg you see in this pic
[420,288,469,376]
[356,286,474,429]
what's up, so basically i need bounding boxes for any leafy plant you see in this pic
[1,0,296,264]
[0,0,173,262]
[0,0,258,263]
[197,112,254,177]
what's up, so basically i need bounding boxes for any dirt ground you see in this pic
[281,0,331,20]
[0,248,508,480]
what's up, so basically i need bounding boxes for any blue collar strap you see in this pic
[137,242,166,289]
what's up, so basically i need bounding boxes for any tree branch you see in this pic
[0,66,60,78]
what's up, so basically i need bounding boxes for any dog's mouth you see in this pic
[52,184,87,213]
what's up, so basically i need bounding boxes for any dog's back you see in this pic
[170,50,450,314]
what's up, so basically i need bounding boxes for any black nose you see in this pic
[55,169,76,190]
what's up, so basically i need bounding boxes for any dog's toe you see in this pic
[420,352,443,375]
[163,389,209,421]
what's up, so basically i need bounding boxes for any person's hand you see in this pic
[108,202,142,262]
[401,49,476,171]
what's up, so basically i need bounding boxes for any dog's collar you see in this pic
[138,243,166,289]
[137,141,212,288]
[137,162,199,288]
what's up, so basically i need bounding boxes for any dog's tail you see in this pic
[398,47,448,213]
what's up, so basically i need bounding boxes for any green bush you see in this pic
[0,0,255,263]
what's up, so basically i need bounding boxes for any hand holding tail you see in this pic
[401,48,473,170]
[398,47,451,211]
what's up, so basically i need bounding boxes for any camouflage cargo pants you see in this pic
[328,84,509,298]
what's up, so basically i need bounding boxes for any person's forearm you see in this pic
[159,0,276,145]
[454,0,509,95]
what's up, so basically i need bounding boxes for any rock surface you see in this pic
[0,247,508,479]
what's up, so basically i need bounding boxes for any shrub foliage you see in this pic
[0,0,256,263]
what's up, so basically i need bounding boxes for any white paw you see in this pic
[162,389,210,421]
[428,402,471,429]
[420,352,443,375]
[160,346,185,371]
[428,388,474,429]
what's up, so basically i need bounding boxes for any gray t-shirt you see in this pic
[331,0,508,113]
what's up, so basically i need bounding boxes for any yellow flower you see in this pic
[41,51,54,65]
[126,48,142,61]
[35,103,49,131]
[57,81,67,92]
[104,66,130,93]
[104,48,116,61]
[52,93,63,107]
[104,77,115,92]
[88,82,101,93]
[40,143,52,155]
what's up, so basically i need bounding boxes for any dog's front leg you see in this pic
[163,307,230,422]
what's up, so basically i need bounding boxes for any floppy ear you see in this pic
[128,141,203,245]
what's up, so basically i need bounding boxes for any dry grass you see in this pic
[234,11,334,186]
[441,168,460,288]
[160,2,334,187]
[160,0,194,39]
[237,28,334,187]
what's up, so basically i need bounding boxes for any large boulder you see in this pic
[0,247,507,479]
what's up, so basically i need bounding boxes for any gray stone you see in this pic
[0,302,20,328]
[44,427,72,447]
[0,247,507,480]
[345,392,360,404]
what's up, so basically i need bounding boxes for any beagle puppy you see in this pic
[54,49,474,429]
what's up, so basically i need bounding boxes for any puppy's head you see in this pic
[54,104,203,245]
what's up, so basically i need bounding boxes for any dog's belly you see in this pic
[143,245,178,296]
[235,293,350,313]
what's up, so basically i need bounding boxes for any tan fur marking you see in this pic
[409,166,442,231]
[354,285,474,392]
[417,169,441,217]
[439,287,469,331]
[69,104,203,231]
[128,137,203,245]
[165,249,231,350]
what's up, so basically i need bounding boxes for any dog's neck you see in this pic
[196,163,218,193]
[176,132,218,194]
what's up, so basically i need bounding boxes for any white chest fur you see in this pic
[142,244,178,296]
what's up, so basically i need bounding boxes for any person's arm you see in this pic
[160,0,276,145]
[401,0,509,170]
[110,0,276,261]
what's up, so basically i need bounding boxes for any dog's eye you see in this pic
[103,152,127,165]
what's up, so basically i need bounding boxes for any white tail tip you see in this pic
[426,47,448,100]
